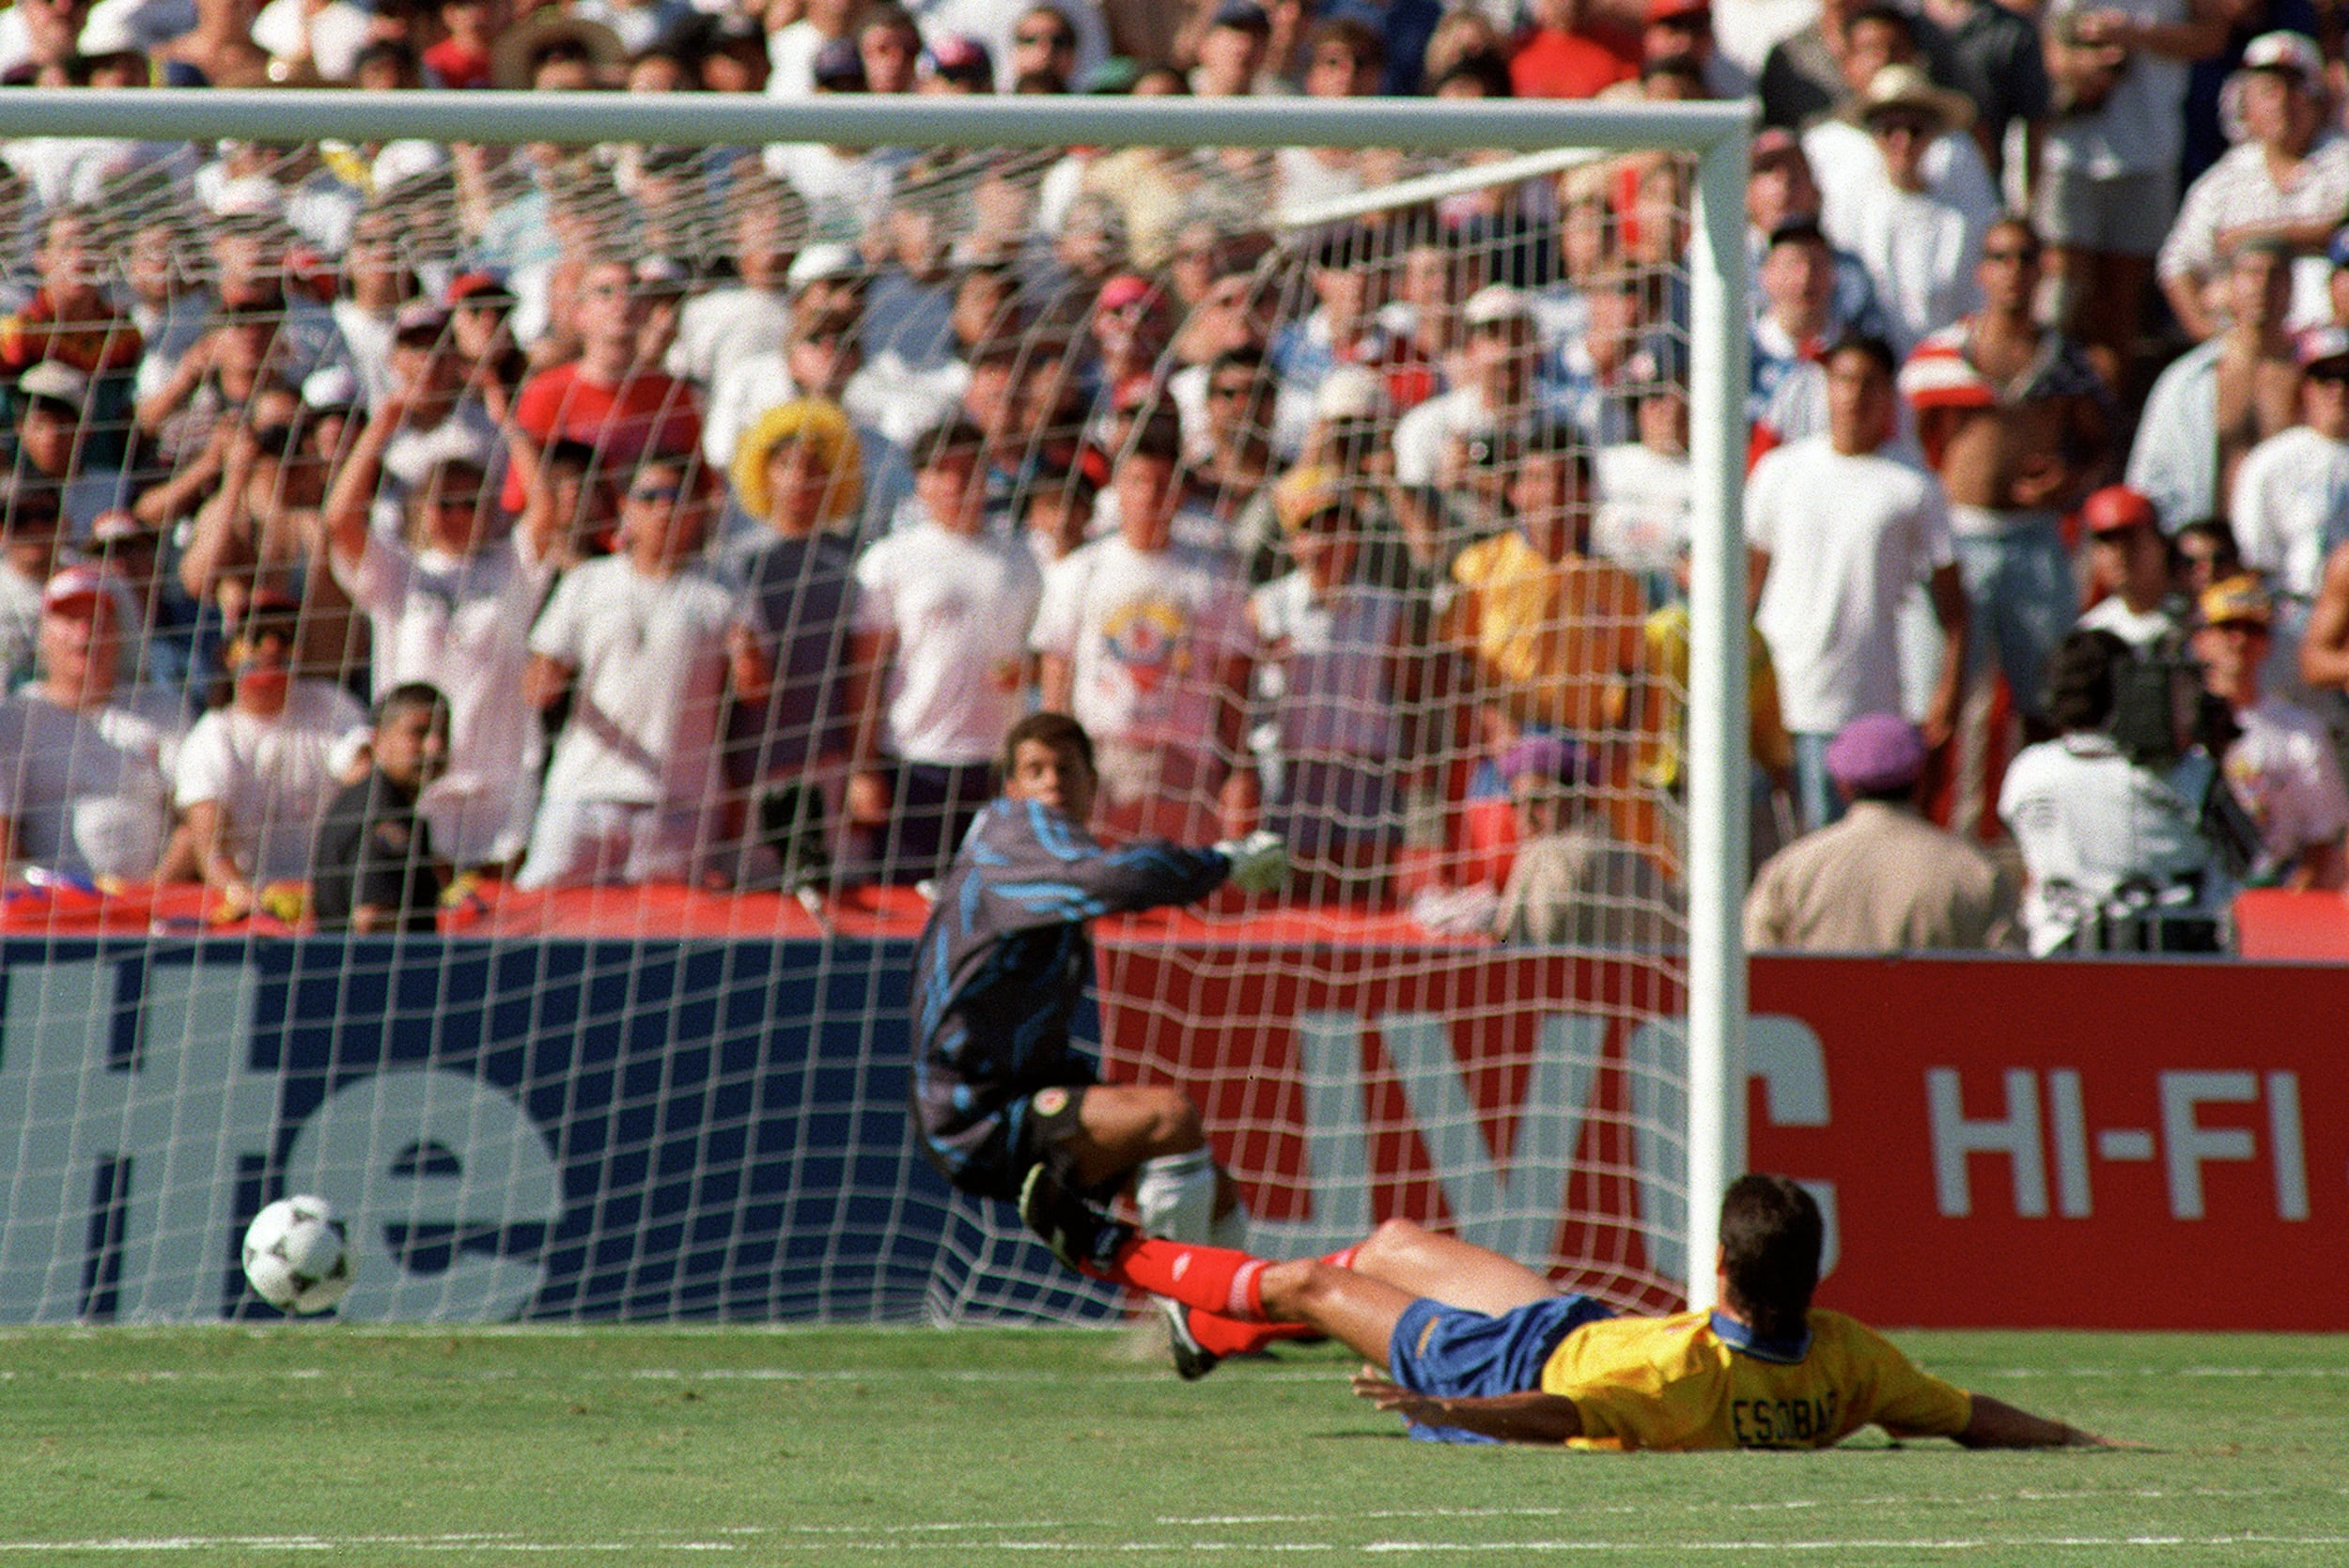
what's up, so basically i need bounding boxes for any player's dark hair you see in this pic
[1824,332,1897,380]
[1844,4,1916,43]
[1718,1174,1822,1341]
[1001,711,1094,778]
[376,681,449,729]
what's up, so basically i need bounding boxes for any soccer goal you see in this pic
[0,87,1749,1325]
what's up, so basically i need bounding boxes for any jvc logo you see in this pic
[0,958,560,1323]
[1249,1011,1841,1284]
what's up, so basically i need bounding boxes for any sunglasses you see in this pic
[628,484,685,504]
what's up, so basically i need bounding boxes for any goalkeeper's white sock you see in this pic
[1135,1149,1218,1242]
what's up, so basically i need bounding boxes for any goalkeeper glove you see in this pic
[1214,830,1287,893]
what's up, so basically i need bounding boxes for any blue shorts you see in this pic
[1388,1293,1617,1444]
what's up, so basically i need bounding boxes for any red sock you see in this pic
[1186,1308,1317,1358]
[1109,1236,1269,1320]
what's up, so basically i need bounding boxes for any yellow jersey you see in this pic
[1538,1309,1973,1452]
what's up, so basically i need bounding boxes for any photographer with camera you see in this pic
[1999,623,2251,955]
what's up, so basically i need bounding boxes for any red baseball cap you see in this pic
[2081,485,2159,536]
[1646,0,1711,23]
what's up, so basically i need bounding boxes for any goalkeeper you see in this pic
[910,711,1284,1253]
[1024,1167,2112,1451]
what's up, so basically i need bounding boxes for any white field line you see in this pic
[9,1527,2349,1557]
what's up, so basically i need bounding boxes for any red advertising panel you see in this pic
[1094,942,2349,1331]
[1748,956,2349,1330]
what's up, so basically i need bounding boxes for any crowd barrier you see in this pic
[0,893,2339,1329]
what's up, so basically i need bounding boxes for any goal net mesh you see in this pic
[0,114,1703,1325]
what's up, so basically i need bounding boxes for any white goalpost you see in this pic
[0,87,1749,1320]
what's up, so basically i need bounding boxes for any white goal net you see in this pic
[0,90,1748,1324]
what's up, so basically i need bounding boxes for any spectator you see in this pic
[1512,0,1637,99]
[1394,285,1549,499]
[329,206,412,411]
[1033,418,1256,845]
[1488,733,1677,947]
[310,681,450,934]
[1933,0,2050,183]
[1441,421,1648,815]
[171,590,369,908]
[1748,219,1839,433]
[327,444,555,874]
[1999,627,2226,955]
[423,0,501,89]
[520,452,772,890]
[1278,20,1386,209]
[1832,64,1989,354]
[2035,0,2232,383]
[1742,132,1890,347]
[854,2,924,93]
[252,0,372,82]
[1748,335,1968,831]
[850,420,1043,879]
[0,563,187,883]
[500,256,702,516]
[1638,0,1751,100]
[0,206,142,414]
[0,481,63,687]
[10,361,132,537]
[1760,0,1956,131]
[768,0,857,99]
[1745,711,2019,951]
[2173,515,2243,600]
[2077,484,2190,651]
[726,398,870,890]
[1595,335,1692,580]
[667,194,801,393]
[2127,235,2300,536]
[178,378,365,686]
[1899,215,2110,801]
[761,40,904,240]
[2227,326,2349,683]
[86,509,202,697]
[1182,344,1278,554]
[1268,228,1404,462]
[2158,33,2349,341]
[570,0,696,57]
[1191,1,1273,96]
[2193,573,2348,888]
[1801,14,1998,267]
[1249,468,1425,901]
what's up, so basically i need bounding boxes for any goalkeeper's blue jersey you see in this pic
[910,800,1227,1171]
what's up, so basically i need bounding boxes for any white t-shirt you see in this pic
[666,286,795,393]
[2226,692,2349,879]
[1248,572,1403,758]
[530,556,761,808]
[2041,0,2189,179]
[853,518,1042,766]
[1806,119,1999,261]
[334,527,554,866]
[174,682,370,885]
[1838,183,1984,355]
[2228,424,2349,602]
[1748,436,1957,735]
[0,686,185,881]
[1594,441,1690,577]
[1999,730,2217,955]
[1393,384,1521,489]
[250,0,372,79]
[2075,594,2182,651]
[1030,534,1252,753]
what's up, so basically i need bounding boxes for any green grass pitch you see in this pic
[1,1325,2342,1565]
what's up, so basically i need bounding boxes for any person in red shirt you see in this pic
[0,206,142,383]
[500,256,701,514]
[1510,0,1635,99]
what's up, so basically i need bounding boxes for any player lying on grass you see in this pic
[1023,1169,2111,1451]
[910,711,1285,1252]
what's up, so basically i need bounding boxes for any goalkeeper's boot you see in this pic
[1019,1164,1133,1277]
[1157,1296,1221,1382]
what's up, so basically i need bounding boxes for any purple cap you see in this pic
[1497,736,1595,790]
[1825,712,1927,794]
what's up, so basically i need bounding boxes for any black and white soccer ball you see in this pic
[241,1195,353,1315]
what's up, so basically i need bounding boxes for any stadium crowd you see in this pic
[0,0,2342,955]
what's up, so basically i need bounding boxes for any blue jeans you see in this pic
[1952,515,2075,723]
[1789,731,1842,835]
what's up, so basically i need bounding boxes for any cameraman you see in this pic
[1999,627,2236,955]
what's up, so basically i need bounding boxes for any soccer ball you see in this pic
[241,1195,354,1315]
